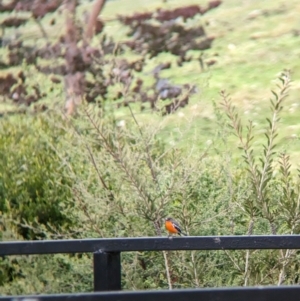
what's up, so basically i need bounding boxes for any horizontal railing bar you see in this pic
[1,286,300,301]
[1,235,300,256]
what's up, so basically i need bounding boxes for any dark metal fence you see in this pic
[1,235,300,300]
[2,286,300,301]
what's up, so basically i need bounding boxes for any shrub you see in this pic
[2,72,300,294]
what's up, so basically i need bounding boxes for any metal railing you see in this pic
[1,235,300,300]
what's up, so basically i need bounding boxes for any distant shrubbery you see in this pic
[0,115,73,240]
[1,72,300,294]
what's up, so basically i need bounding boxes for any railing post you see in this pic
[93,250,121,291]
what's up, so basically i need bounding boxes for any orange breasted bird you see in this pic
[165,217,187,236]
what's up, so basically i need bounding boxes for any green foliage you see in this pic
[0,115,73,239]
[220,71,300,286]
[1,72,300,294]
[0,115,81,294]
[0,253,92,295]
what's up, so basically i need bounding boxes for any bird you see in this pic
[165,217,187,236]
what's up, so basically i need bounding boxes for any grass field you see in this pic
[1,0,300,161]
[103,0,300,163]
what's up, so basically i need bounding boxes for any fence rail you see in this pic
[1,235,300,299]
[1,235,300,255]
[1,286,300,301]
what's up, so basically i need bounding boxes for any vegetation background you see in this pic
[1,0,300,295]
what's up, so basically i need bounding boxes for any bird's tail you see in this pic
[180,231,187,236]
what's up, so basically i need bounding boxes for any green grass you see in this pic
[1,0,300,163]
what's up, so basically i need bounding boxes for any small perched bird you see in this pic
[165,217,187,236]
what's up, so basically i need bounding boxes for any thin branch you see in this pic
[85,0,106,41]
